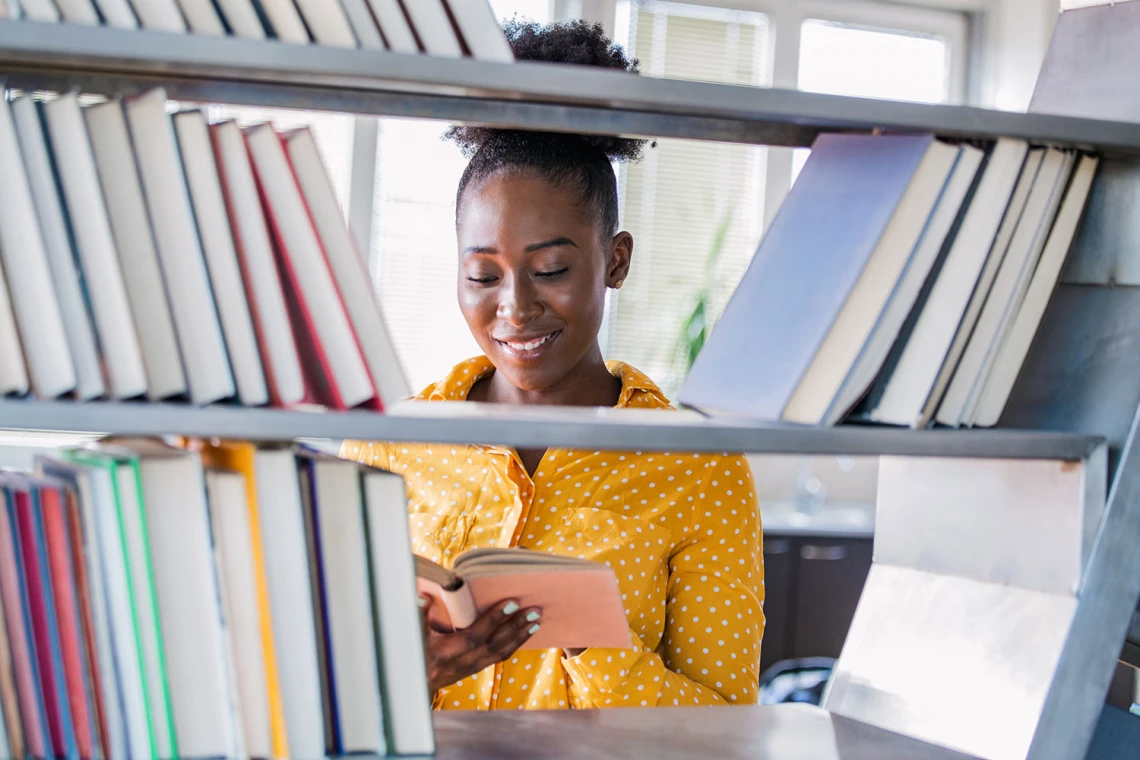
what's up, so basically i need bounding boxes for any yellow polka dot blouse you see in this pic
[340,356,765,710]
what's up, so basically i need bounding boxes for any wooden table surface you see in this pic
[432,703,979,760]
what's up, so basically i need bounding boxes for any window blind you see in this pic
[608,0,771,398]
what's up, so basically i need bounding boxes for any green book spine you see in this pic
[123,460,179,760]
[62,451,157,760]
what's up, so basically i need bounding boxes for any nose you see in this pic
[496,273,543,327]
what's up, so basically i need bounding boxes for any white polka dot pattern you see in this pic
[341,356,765,711]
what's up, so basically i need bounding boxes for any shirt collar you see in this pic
[421,356,671,410]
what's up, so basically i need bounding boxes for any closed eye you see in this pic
[466,275,499,284]
[537,267,569,279]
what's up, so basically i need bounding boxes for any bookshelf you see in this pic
[0,398,1104,459]
[0,4,1138,759]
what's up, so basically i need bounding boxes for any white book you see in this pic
[824,144,984,426]
[310,457,386,755]
[341,0,383,49]
[938,148,1071,427]
[114,460,176,760]
[921,147,1045,428]
[245,124,374,408]
[125,90,235,406]
[293,0,356,47]
[135,445,238,760]
[174,111,269,407]
[258,0,308,43]
[0,98,76,400]
[782,139,961,425]
[175,0,224,34]
[205,469,272,760]
[210,537,250,760]
[962,150,1077,426]
[69,458,151,760]
[444,0,512,61]
[974,155,1100,427]
[10,97,104,401]
[869,139,1030,427]
[91,0,137,27]
[367,0,417,52]
[131,0,186,31]
[0,271,26,396]
[211,121,307,407]
[401,0,462,57]
[53,0,98,24]
[254,449,325,760]
[19,0,58,23]
[214,0,264,39]
[85,99,188,401]
[285,129,410,404]
[35,457,128,760]
[362,470,435,756]
[42,92,148,400]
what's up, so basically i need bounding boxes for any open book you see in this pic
[415,548,631,650]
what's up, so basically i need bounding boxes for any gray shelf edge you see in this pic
[2,20,1140,150]
[0,399,1104,459]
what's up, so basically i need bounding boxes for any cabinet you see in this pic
[759,533,873,677]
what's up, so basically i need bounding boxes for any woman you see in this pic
[341,19,764,710]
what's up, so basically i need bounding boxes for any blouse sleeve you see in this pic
[560,454,765,707]
[339,439,391,468]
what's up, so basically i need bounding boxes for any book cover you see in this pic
[60,452,154,760]
[199,442,290,759]
[0,487,44,760]
[10,96,104,401]
[0,567,24,760]
[252,448,325,759]
[678,133,943,421]
[210,120,309,409]
[38,484,97,760]
[9,481,79,760]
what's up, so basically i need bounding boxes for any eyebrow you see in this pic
[463,237,580,256]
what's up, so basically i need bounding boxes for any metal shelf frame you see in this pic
[0,398,1104,458]
[2,20,1140,152]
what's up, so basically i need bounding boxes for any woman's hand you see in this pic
[420,596,542,695]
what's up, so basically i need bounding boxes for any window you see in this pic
[368,0,552,391]
[608,0,771,396]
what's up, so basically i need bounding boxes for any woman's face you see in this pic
[457,172,632,392]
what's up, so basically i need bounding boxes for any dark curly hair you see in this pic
[446,19,649,238]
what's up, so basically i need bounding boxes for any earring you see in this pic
[614,279,624,289]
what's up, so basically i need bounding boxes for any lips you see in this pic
[494,330,561,359]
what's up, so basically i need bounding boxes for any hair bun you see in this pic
[445,19,651,163]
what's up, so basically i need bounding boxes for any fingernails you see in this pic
[417,596,428,609]
[502,601,520,616]
[528,624,541,635]
[526,611,541,623]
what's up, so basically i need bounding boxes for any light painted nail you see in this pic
[528,624,541,635]
[502,602,520,616]
[417,596,428,609]
[526,611,541,623]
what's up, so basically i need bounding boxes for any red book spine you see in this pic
[284,128,383,412]
[245,126,348,411]
[41,485,95,759]
[0,490,41,760]
[13,488,66,758]
[210,122,313,409]
[64,487,110,760]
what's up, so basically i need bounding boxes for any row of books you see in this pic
[0,0,512,60]
[0,88,408,411]
[0,440,433,760]
[679,133,1099,428]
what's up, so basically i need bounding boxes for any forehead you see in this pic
[457,171,598,239]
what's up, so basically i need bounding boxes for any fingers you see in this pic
[462,599,528,644]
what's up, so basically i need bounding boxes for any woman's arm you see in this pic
[560,454,765,707]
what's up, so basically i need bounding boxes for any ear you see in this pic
[607,231,634,289]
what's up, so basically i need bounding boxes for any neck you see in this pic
[477,343,622,408]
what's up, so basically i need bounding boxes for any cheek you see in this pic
[457,284,496,332]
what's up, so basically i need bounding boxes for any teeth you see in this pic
[504,333,555,352]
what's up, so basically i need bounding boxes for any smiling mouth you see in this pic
[495,330,562,358]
